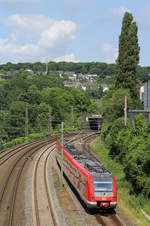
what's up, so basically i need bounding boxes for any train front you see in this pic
[92,174,117,209]
[85,161,117,209]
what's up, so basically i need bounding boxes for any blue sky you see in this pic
[0,0,150,66]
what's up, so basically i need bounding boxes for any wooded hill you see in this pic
[0,61,150,81]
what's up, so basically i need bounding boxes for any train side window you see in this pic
[72,165,75,176]
[77,169,79,179]
[82,175,84,184]
[79,173,82,182]
[66,159,68,169]
[73,166,76,176]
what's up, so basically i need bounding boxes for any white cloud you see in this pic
[101,7,130,23]
[6,14,56,43]
[0,39,39,62]
[0,14,77,63]
[53,53,79,63]
[102,43,118,63]
[39,20,76,49]
[6,14,54,34]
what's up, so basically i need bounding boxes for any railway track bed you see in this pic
[0,132,136,226]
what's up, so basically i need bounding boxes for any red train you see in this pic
[56,139,117,209]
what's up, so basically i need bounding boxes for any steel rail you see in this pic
[81,140,124,226]
[0,136,56,165]
[44,146,59,226]
[34,143,57,226]
[8,140,57,226]
[6,132,77,226]
[0,139,54,202]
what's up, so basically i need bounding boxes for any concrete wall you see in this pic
[128,110,150,123]
[144,80,150,110]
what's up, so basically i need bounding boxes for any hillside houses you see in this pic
[0,74,11,80]
[58,70,99,80]
[61,70,112,91]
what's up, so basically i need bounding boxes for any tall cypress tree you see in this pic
[114,12,140,99]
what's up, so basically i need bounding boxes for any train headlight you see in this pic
[110,202,117,206]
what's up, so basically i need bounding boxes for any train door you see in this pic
[72,165,76,184]
[83,178,88,199]
[66,159,69,175]
[78,173,82,191]
[75,169,78,186]
[80,174,85,194]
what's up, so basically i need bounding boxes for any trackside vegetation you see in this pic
[91,134,150,226]
[2,127,78,150]
[0,70,101,150]
[93,12,150,225]
[102,115,150,202]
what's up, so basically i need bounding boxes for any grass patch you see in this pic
[91,136,150,226]
[3,137,25,149]
[1,127,80,151]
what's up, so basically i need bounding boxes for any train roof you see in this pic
[64,142,112,181]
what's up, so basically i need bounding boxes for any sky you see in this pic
[0,0,150,66]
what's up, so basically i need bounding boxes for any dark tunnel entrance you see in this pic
[88,115,103,130]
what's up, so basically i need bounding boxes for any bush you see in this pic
[101,122,111,141]
[101,113,150,198]
[3,137,25,149]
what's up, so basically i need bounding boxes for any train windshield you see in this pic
[94,182,113,192]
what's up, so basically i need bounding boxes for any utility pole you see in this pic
[60,122,64,189]
[124,96,127,127]
[48,107,53,132]
[71,106,74,128]
[25,103,29,141]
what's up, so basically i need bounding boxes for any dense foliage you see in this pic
[0,61,150,82]
[0,61,115,77]
[0,70,101,148]
[100,12,149,202]
[114,12,140,99]
[101,115,150,198]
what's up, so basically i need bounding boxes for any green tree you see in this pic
[19,85,42,105]
[114,12,140,100]
[35,103,50,132]
[7,101,26,138]
[87,101,101,114]
[85,85,103,99]
[41,88,74,127]
[0,113,8,148]
[100,88,132,123]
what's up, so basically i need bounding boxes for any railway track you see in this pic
[0,137,54,166]
[0,132,95,225]
[80,139,124,226]
[33,142,58,226]
[0,131,124,226]
[54,131,124,226]
[53,131,103,226]
[0,137,56,226]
